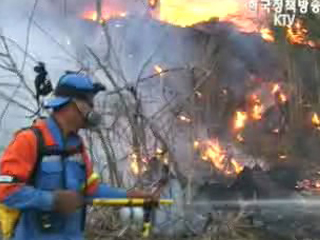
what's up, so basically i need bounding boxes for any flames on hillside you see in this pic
[80,0,320,177]
[80,0,319,49]
[233,83,288,135]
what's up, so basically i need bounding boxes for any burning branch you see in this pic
[196,139,243,175]
[250,95,264,120]
[138,66,185,84]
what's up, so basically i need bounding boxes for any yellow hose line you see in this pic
[90,198,173,207]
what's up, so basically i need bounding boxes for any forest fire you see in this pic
[3,0,320,238]
[80,0,320,51]
[196,139,243,175]
[154,1,320,48]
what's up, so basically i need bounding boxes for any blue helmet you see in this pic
[44,73,106,109]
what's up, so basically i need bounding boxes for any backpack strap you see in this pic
[27,127,46,186]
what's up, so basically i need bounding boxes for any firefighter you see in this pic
[0,73,154,240]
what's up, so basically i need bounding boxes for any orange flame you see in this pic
[287,19,308,45]
[203,140,226,171]
[271,83,287,103]
[153,2,319,47]
[286,19,318,48]
[200,140,243,175]
[231,159,243,173]
[234,111,248,131]
[250,95,264,120]
[82,10,100,21]
[252,103,264,120]
[153,0,260,33]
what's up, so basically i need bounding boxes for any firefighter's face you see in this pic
[72,98,102,129]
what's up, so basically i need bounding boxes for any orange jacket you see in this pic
[0,119,98,202]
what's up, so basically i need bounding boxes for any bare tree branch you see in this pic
[0,36,38,63]
[0,90,37,114]
[0,0,39,127]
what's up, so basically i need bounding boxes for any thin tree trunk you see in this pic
[96,0,102,22]
[97,129,121,187]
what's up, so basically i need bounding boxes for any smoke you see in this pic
[82,0,284,191]
[0,0,288,236]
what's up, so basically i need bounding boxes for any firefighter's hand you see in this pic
[126,189,159,202]
[53,190,84,214]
